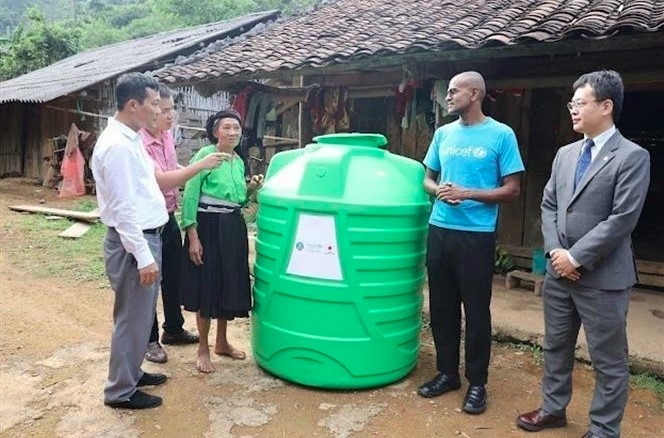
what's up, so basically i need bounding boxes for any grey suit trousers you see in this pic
[541,275,630,438]
[103,227,161,403]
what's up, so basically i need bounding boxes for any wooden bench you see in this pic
[506,270,544,296]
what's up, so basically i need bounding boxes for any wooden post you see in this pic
[295,75,313,148]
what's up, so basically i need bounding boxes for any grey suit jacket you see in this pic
[541,130,650,290]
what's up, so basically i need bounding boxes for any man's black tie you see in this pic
[574,138,595,189]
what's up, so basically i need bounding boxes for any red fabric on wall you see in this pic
[59,123,86,198]
[232,86,256,122]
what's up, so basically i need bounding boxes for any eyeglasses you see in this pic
[566,99,599,111]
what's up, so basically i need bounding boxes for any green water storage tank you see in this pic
[252,133,430,389]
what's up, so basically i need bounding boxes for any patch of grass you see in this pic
[631,373,664,406]
[5,212,107,285]
[508,341,544,365]
[74,198,98,212]
[494,334,544,365]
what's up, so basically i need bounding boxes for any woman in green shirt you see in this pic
[180,108,263,374]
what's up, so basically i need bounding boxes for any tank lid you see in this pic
[313,133,388,148]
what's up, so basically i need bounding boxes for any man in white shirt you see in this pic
[93,73,224,409]
[93,72,166,410]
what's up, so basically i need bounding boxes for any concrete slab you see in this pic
[423,276,664,377]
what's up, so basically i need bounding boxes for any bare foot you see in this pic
[214,343,246,360]
[196,349,215,373]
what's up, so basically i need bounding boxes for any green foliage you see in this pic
[2,0,321,49]
[255,0,320,15]
[495,245,516,274]
[151,0,319,25]
[75,198,99,212]
[509,341,543,366]
[75,1,170,48]
[631,373,664,407]
[0,0,84,32]
[0,0,322,79]
[0,7,81,80]
[152,0,257,26]
[0,1,34,33]
[76,18,125,48]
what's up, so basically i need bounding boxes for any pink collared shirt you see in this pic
[140,128,179,212]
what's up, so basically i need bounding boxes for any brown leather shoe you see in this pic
[516,408,567,432]
[145,342,167,363]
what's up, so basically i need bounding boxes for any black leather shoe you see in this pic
[161,329,199,345]
[580,432,602,438]
[137,372,167,387]
[418,373,461,398]
[462,385,487,414]
[105,390,162,409]
[516,407,567,432]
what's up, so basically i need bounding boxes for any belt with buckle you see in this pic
[143,224,166,234]
[198,202,241,214]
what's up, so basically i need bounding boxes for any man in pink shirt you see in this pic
[139,85,199,362]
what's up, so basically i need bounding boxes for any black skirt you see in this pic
[180,210,252,320]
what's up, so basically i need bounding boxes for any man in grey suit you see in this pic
[516,70,650,438]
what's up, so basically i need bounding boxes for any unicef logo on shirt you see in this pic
[295,242,304,251]
[473,147,488,159]
[442,146,489,159]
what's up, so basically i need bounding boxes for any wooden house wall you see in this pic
[0,95,101,181]
[0,83,234,185]
[490,89,530,248]
[0,103,31,177]
[288,45,664,286]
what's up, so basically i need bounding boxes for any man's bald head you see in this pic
[451,71,486,99]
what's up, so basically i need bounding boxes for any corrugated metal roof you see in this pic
[0,11,279,104]
[157,0,664,84]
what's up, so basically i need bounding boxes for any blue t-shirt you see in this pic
[423,117,524,232]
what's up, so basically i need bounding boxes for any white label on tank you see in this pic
[286,213,343,281]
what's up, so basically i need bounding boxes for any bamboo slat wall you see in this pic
[176,86,231,119]
[0,103,26,177]
[174,86,233,163]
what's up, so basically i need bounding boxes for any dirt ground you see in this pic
[0,178,663,438]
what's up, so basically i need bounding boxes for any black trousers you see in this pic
[426,225,495,386]
[150,213,185,342]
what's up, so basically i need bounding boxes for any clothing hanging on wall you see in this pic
[59,123,91,197]
[307,87,351,134]
[232,86,256,122]
[245,92,272,139]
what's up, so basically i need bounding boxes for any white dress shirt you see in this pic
[585,125,615,163]
[92,117,168,268]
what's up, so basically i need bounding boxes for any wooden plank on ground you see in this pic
[58,222,92,239]
[8,205,100,223]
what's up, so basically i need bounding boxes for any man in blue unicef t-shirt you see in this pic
[418,71,525,415]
